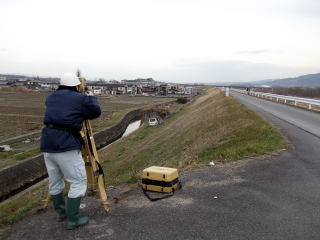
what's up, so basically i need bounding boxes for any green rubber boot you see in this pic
[51,193,67,221]
[66,197,89,230]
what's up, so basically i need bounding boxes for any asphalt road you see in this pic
[231,91,320,137]
[2,92,320,240]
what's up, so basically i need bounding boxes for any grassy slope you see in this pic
[100,88,286,184]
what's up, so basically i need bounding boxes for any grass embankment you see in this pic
[100,88,286,184]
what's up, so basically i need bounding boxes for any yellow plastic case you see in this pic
[141,166,180,193]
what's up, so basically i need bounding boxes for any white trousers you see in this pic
[44,150,87,198]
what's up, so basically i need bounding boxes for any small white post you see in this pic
[309,104,312,110]
[225,87,230,97]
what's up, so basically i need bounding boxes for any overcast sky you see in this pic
[1,0,320,83]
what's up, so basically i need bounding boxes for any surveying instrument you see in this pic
[44,70,110,212]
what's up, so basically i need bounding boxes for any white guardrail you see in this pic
[231,88,320,111]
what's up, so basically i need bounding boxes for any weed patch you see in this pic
[0,184,48,228]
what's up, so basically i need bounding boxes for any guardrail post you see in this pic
[309,104,312,110]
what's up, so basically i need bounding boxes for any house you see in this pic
[126,83,140,95]
[85,81,144,95]
[26,79,41,88]
[159,84,169,95]
[117,86,126,94]
[141,86,158,95]
[12,80,26,86]
[167,84,179,94]
[93,89,102,95]
[90,83,126,95]
[185,87,193,95]
[39,81,59,90]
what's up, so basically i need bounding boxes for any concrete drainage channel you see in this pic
[0,102,173,203]
[0,109,142,202]
[122,120,142,137]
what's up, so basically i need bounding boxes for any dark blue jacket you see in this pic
[40,89,101,153]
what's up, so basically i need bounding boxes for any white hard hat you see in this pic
[60,73,80,86]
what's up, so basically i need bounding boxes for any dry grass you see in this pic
[99,88,286,183]
[0,91,47,139]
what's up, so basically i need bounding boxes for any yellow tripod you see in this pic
[78,72,110,212]
[44,72,110,212]
[81,118,110,211]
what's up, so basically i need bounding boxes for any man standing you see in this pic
[40,73,101,230]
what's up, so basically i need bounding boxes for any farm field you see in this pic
[0,89,173,168]
[0,90,173,140]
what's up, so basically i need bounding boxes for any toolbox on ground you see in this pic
[141,166,181,197]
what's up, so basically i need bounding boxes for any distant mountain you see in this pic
[211,73,320,87]
[256,73,320,87]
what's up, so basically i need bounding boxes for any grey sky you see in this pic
[0,0,320,83]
